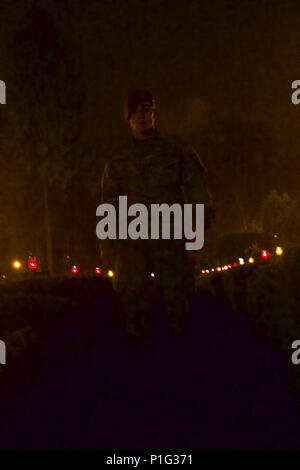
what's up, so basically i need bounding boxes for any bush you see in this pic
[214,232,263,264]
[246,247,300,352]
[196,246,300,353]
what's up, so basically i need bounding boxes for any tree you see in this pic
[4,4,84,276]
[175,107,281,234]
[259,189,300,246]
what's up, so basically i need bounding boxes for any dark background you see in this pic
[0,0,299,276]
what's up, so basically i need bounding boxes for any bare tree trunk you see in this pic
[43,181,54,277]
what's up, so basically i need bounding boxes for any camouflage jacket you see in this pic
[99,127,215,266]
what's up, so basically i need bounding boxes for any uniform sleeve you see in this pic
[101,159,120,207]
[180,142,215,229]
[99,159,120,269]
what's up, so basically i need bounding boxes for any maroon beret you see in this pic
[124,89,156,121]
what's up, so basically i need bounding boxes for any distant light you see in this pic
[221,267,225,271]
[224,265,228,270]
[72,265,78,274]
[201,269,206,274]
[108,270,114,277]
[211,268,215,272]
[217,267,221,271]
[233,262,238,267]
[261,250,268,259]
[2,274,6,279]
[151,272,155,278]
[206,269,209,273]
[275,246,283,256]
[238,258,244,265]
[274,234,278,238]
[13,260,21,269]
[248,257,254,263]
[228,265,232,268]
[95,267,101,274]
[28,258,37,270]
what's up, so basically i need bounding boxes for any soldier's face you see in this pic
[129,102,157,133]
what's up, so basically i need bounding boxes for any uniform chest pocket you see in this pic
[146,159,179,189]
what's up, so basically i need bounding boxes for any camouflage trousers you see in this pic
[111,240,195,338]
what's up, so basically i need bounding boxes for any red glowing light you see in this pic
[28,258,37,270]
[95,267,101,274]
[261,250,268,259]
[72,265,78,274]
[233,262,238,267]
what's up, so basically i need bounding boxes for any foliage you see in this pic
[7,4,85,190]
[197,246,300,355]
[259,189,300,245]
[214,231,263,264]
[193,118,281,233]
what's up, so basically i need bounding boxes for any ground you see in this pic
[0,281,299,449]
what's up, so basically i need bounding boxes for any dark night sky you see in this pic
[2,0,299,179]
[0,0,299,264]
[77,0,300,166]
[76,0,298,225]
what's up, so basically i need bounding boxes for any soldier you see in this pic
[100,89,214,340]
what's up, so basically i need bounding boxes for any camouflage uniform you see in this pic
[100,127,214,337]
